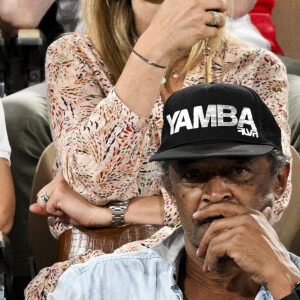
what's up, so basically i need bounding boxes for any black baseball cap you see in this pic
[150,83,282,162]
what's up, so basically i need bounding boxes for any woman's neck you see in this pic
[160,60,186,102]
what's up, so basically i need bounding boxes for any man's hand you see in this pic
[193,202,300,299]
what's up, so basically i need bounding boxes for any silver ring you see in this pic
[39,192,49,203]
[208,11,219,27]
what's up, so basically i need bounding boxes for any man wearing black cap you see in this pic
[48,83,300,300]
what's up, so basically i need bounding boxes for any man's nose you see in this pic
[201,176,232,204]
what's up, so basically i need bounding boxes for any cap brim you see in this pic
[150,142,274,162]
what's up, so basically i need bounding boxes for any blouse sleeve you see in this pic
[234,49,291,223]
[161,187,180,226]
[46,34,160,205]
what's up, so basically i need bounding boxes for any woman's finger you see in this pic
[202,0,228,14]
[37,180,54,208]
[30,203,65,217]
[37,190,50,208]
[29,203,48,216]
[205,11,226,28]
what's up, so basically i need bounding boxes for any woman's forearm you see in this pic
[114,36,168,118]
[125,195,164,225]
[87,195,165,227]
[34,175,165,227]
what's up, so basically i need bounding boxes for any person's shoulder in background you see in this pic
[56,0,83,33]
[0,100,15,234]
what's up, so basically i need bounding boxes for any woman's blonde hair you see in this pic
[81,0,227,84]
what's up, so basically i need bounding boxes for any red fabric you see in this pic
[249,0,284,55]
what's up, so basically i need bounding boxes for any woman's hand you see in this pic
[141,0,228,58]
[30,174,112,227]
[30,175,165,227]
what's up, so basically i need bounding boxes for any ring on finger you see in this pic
[39,192,49,203]
[208,11,219,27]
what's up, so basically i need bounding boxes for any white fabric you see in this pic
[0,100,11,163]
[226,15,271,51]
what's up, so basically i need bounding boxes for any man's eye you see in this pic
[184,170,201,179]
[232,167,248,175]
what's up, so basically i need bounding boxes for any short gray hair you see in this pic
[266,149,289,176]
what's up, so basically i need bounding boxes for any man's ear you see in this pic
[273,162,290,200]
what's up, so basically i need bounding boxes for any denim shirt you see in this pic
[47,227,300,300]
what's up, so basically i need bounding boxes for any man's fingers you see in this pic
[261,206,272,220]
[200,228,243,273]
[197,215,248,256]
[193,202,251,220]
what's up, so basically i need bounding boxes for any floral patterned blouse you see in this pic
[25,32,291,299]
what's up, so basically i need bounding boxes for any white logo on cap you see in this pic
[166,105,258,137]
